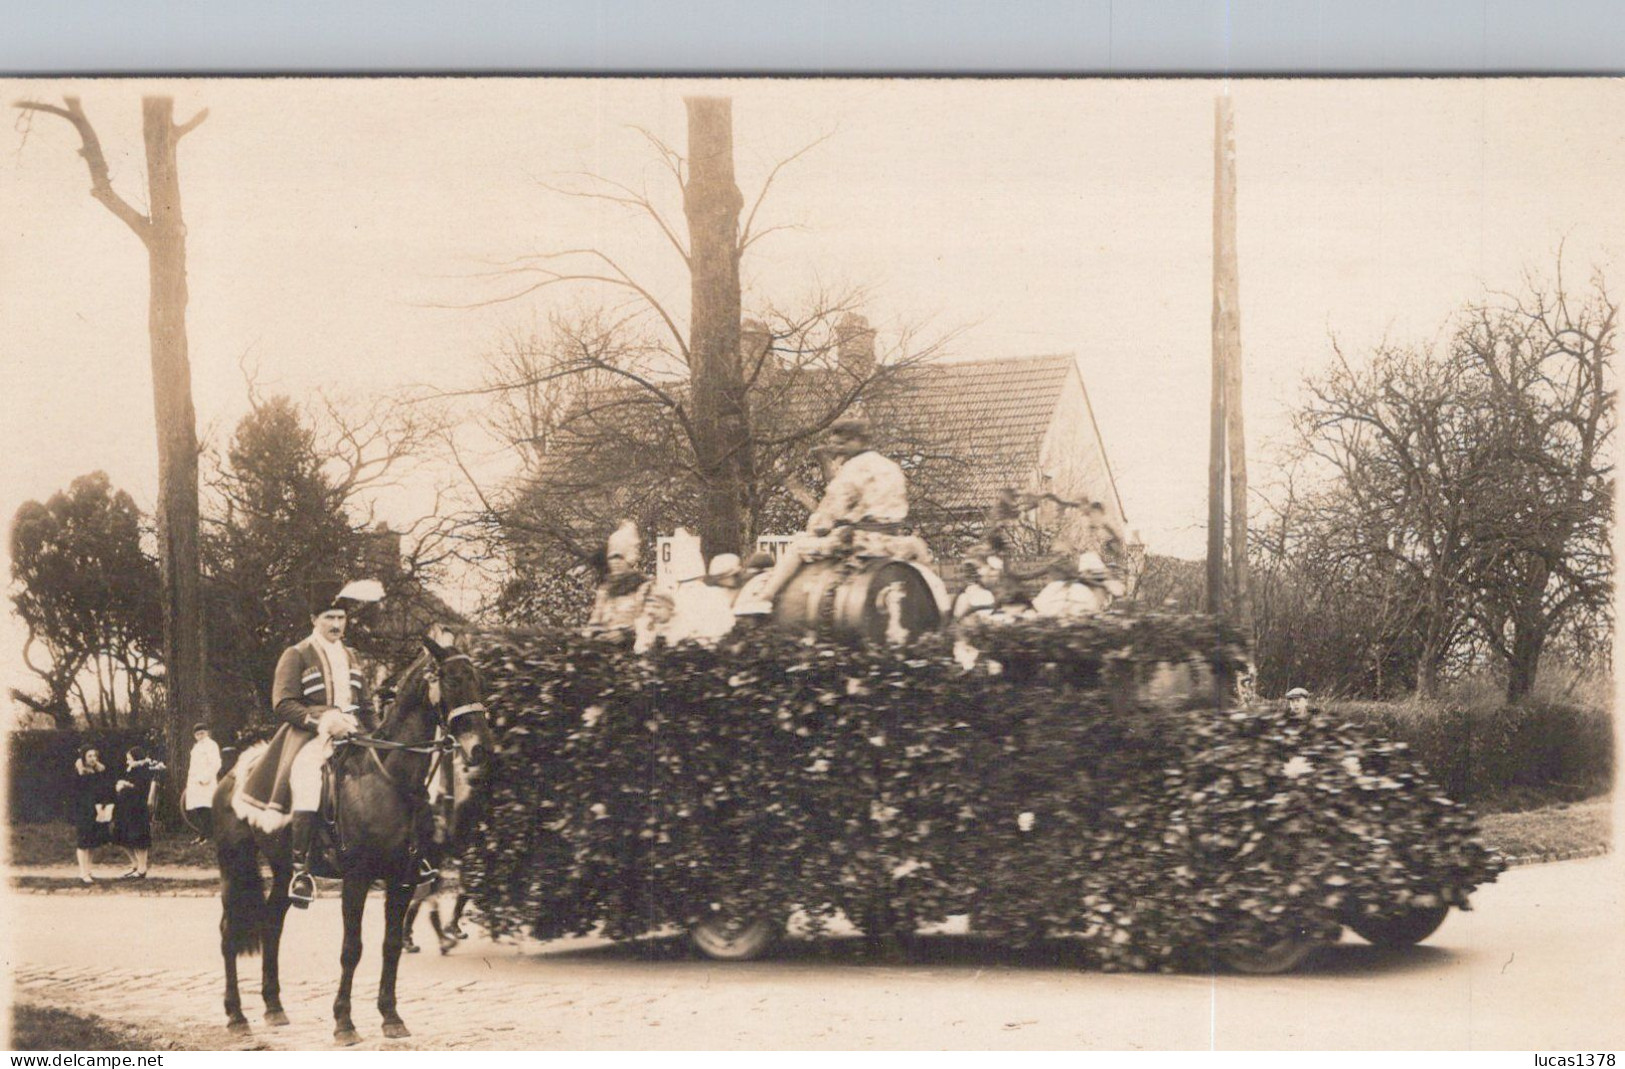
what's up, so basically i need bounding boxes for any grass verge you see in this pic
[10,1002,183,1051]
[1477,799,1612,865]
[6,821,215,869]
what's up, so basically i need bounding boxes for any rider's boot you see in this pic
[287,812,317,908]
[410,804,439,889]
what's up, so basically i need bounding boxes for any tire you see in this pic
[1217,936,1320,975]
[1349,904,1450,947]
[690,914,779,961]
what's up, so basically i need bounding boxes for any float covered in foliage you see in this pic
[461,615,1504,971]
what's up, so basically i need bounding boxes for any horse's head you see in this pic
[420,630,494,779]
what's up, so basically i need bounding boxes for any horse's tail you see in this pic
[217,778,268,959]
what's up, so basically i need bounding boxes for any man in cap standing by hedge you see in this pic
[184,723,222,844]
[1284,687,1314,716]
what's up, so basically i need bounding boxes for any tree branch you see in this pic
[14,96,151,238]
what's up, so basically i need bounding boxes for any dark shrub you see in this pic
[7,729,167,824]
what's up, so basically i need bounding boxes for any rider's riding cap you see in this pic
[1285,687,1311,700]
[306,577,386,616]
[307,579,347,617]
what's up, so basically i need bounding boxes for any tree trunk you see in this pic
[1505,628,1543,703]
[143,97,208,815]
[1415,630,1447,700]
[683,96,751,558]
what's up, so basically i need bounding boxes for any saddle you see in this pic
[314,740,439,885]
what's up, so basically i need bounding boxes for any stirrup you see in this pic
[288,870,316,908]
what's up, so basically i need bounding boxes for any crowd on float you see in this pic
[579,413,1132,654]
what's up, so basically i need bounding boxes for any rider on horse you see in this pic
[237,578,434,908]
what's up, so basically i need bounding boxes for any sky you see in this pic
[2,77,1621,711]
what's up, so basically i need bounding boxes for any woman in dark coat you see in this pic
[71,746,114,884]
[112,746,165,879]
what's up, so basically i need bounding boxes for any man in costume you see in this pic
[735,416,929,614]
[238,578,383,907]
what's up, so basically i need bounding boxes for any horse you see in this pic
[211,633,494,1045]
[403,731,481,956]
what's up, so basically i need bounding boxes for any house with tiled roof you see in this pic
[774,318,1125,562]
[872,352,1126,544]
[535,315,1128,570]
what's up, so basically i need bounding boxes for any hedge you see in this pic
[7,729,169,824]
[461,614,1504,971]
[1331,699,1614,808]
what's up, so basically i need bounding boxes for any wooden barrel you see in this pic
[772,557,943,645]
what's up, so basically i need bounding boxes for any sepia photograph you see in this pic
[1,74,1620,1051]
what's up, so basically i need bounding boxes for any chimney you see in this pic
[741,318,774,370]
[836,313,876,377]
[362,522,404,578]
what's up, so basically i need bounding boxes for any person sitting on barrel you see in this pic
[735,416,929,615]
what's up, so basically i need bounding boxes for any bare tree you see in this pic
[1457,271,1615,699]
[16,95,209,769]
[1295,339,1489,698]
[440,103,953,617]
[1286,262,1615,700]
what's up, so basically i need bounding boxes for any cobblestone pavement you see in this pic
[9,853,1625,1049]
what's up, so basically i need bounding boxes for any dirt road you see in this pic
[9,854,1623,1050]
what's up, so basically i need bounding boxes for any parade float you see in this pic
[459,554,1504,974]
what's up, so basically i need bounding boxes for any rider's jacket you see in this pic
[237,635,375,823]
[272,636,372,731]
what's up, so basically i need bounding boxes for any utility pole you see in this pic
[1205,96,1229,617]
[1215,93,1252,629]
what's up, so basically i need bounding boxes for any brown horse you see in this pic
[212,635,493,1044]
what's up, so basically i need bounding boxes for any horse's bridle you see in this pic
[337,652,487,796]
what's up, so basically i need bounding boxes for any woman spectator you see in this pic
[112,745,166,880]
[71,746,114,885]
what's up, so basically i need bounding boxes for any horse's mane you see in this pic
[379,650,435,738]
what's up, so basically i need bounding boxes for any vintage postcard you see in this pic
[2,76,1620,1051]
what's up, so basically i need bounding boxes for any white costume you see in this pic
[184,736,222,810]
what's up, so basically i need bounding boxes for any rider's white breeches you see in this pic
[289,736,333,813]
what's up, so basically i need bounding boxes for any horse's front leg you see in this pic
[378,880,414,1039]
[221,922,247,1036]
[333,877,368,1046]
[262,863,293,1026]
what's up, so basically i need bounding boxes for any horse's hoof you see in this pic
[404,942,420,954]
[334,1028,362,1047]
[439,936,458,955]
[264,1009,289,1027]
[227,1019,252,1037]
[382,1021,411,1040]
